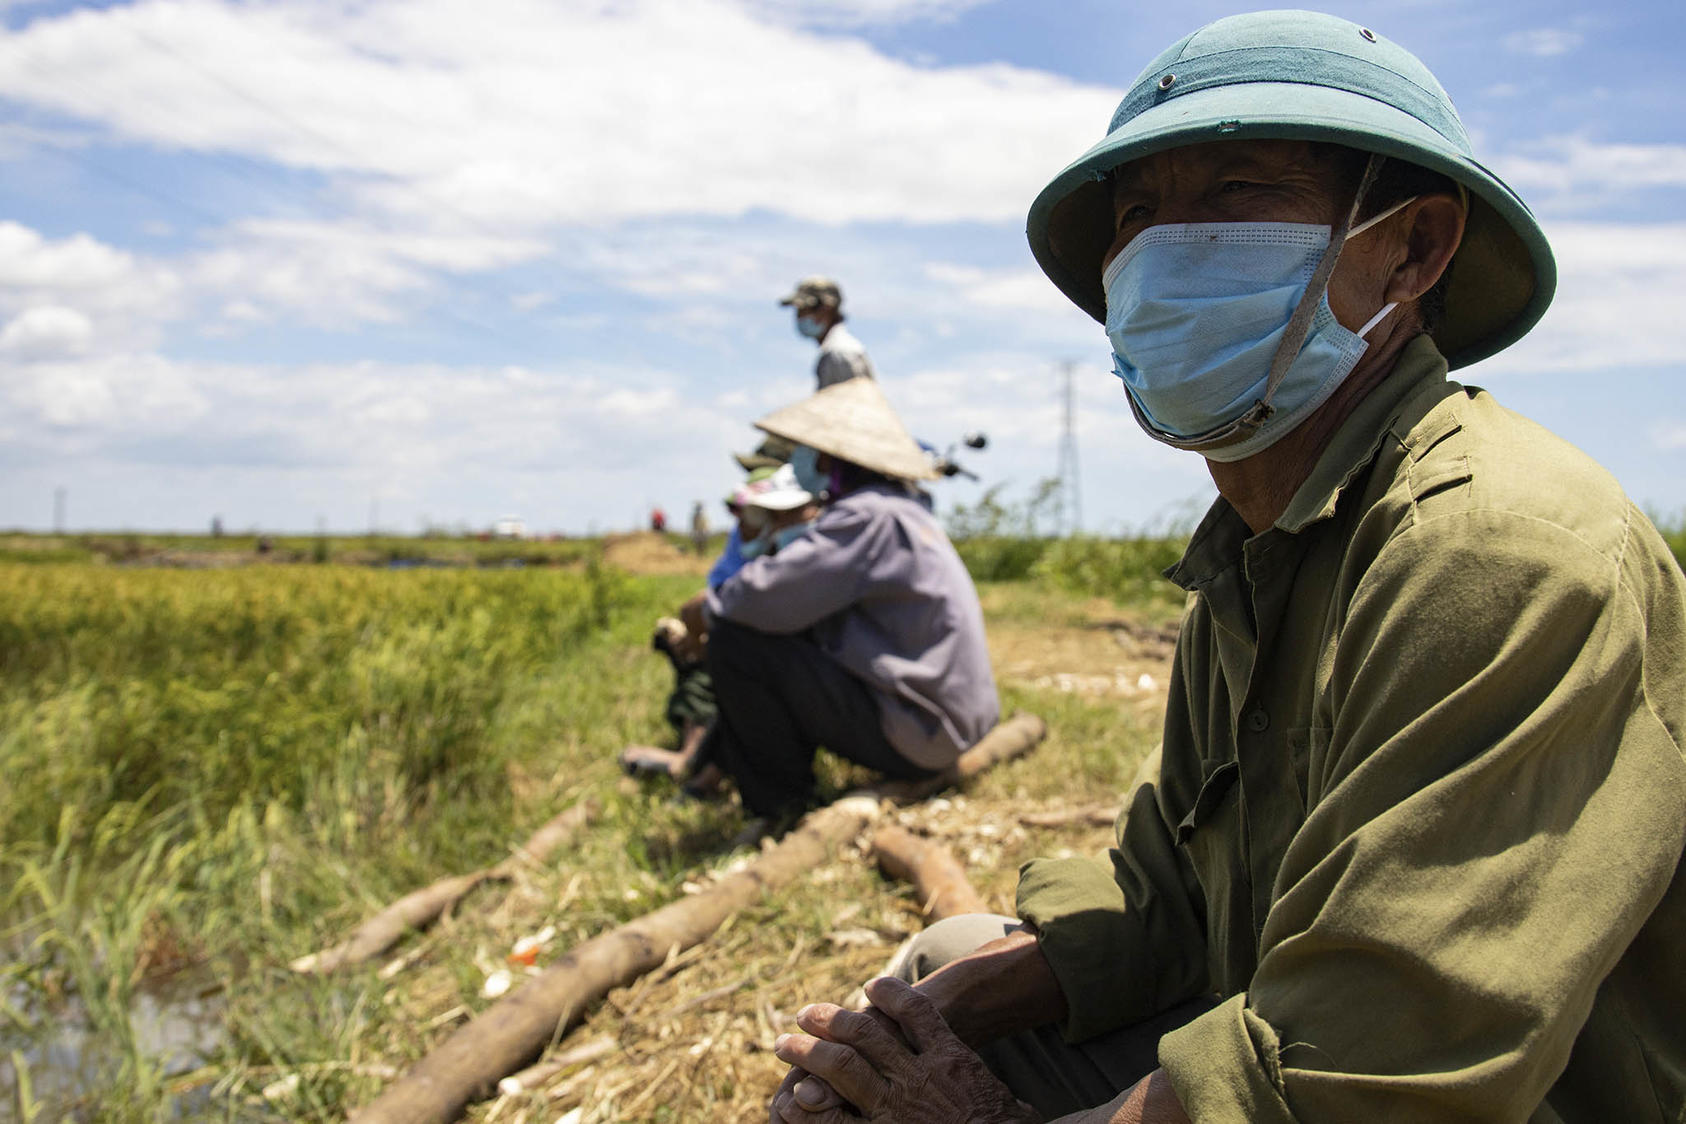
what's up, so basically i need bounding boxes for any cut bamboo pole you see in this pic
[870,825,987,921]
[348,713,1046,1124]
[292,800,597,975]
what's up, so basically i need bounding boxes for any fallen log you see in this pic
[292,800,597,975]
[349,712,1046,1124]
[875,712,1047,803]
[1019,806,1117,829]
[870,825,987,921]
[349,793,881,1124]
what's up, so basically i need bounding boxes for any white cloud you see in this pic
[1492,136,1686,203]
[1472,221,1686,376]
[0,221,140,294]
[922,262,1090,318]
[1502,28,1583,57]
[0,0,1123,337]
[0,0,1117,230]
[0,221,180,347]
[2,351,208,433]
[186,217,544,327]
[0,348,735,475]
[745,0,996,29]
[0,305,93,359]
[1653,424,1686,452]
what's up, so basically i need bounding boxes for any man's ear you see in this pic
[1385,192,1465,305]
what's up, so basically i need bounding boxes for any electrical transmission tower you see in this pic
[1054,360,1082,536]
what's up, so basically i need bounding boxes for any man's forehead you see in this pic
[1111,139,1333,187]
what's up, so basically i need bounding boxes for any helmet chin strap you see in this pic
[1229,151,1386,436]
[1141,152,1389,454]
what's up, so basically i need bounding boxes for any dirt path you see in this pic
[601,531,712,577]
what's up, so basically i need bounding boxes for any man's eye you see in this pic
[1219,180,1257,193]
[1116,203,1151,226]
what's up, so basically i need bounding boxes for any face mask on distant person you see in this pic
[771,522,812,553]
[796,315,827,340]
[1103,197,1414,462]
[739,533,768,560]
[737,506,768,537]
[788,446,829,496]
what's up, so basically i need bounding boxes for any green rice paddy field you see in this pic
[0,524,1679,1121]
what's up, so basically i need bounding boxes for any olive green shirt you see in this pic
[1016,337,1686,1122]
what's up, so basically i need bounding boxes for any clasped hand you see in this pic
[769,976,1039,1124]
[675,594,709,662]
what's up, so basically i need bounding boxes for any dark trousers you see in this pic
[703,619,936,818]
[662,660,717,732]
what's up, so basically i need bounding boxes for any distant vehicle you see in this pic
[492,516,527,540]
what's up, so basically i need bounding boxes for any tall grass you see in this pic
[0,561,697,1118]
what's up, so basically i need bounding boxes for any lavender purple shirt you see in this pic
[706,483,998,769]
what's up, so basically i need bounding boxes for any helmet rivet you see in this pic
[1157,73,1176,90]
[1359,27,1377,42]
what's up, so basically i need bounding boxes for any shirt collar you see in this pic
[1166,334,1452,592]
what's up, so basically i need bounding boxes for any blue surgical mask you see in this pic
[771,521,812,552]
[796,315,827,340]
[788,445,829,497]
[1104,199,1411,463]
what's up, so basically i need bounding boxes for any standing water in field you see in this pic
[2,948,227,1120]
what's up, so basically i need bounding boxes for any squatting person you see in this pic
[619,463,818,788]
[687,376,999,836]
[770,11,1686,1123]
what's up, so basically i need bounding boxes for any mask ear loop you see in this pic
[1356,300,1399,339]
[1229,152,1386,436]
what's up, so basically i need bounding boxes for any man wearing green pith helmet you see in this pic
[771,11,1685,1124]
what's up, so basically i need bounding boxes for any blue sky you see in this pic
[2,0,1683,535]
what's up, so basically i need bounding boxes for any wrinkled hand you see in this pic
[770,977,1040,1124]
[769,1005,902,1122]
[676,594,709,662]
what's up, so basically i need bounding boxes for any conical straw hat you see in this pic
[754,378,937,482]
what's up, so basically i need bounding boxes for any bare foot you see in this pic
[619,745,687,778]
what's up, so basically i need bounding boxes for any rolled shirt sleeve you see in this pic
[1159,507,1686,1121]
[1017,775,1212,1044]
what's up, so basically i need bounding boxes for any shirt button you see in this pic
[1246,708,1270,733]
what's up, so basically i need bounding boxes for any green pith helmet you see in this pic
[1026,9,1555,370]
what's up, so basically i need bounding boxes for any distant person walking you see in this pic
[649,506,666,533]
[779,276,876,389]
[689,501,708,555]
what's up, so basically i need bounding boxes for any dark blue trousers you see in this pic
[703,619,936,818]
